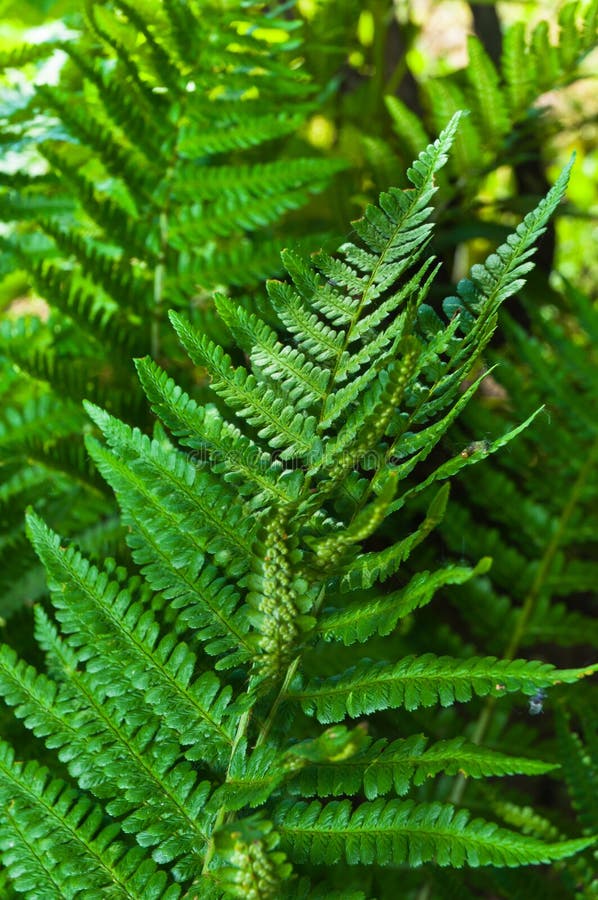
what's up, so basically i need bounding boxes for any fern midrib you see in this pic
[202,591,327,874]
[202,662,313,881]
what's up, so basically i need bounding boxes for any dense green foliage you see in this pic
[0,1,596,898]
[0,0,344,611]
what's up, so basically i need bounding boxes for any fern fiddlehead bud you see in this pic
[313,471,399,568]
[326,338,421,485]
[214,819,292,899]
[247,506,310,683]
[225,837,284,898]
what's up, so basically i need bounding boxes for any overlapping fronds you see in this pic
[1,118,594,898]
[423,274,598,884]
[0,0,344,617]
[386,0,597,171]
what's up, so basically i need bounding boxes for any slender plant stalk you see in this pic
[414,435,598,900]
[449,435,598,806]
[202,709,252,875]
[151,209,169,361]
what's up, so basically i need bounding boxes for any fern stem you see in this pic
[254,584,327,749]
[201,709,252,875]
[151,209,169,360]
[415,883,432,900]
[254,656,301,750]
[448,433,598,808]
[502,438,598,661]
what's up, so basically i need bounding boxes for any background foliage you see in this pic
[0,1,596,898]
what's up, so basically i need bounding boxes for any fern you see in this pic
[371,0,598,291]
[288,730,558,799]
[387,1,598,166]
[293,655,596,724]
[0,116,595,898]
[0,0,344,617]
[274,798,592,868]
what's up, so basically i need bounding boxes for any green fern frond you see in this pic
[215,295,329,409]
[274,798,594,868]
[135,357,304,511]
[530,20,561,89]
[446,156,574,317]
[318,558,492,645]
[0,629,212,875]
[169,315,321,462]
[82,404,255,666]
[39,219,151,316]
[555,711,598,834]
[36,85,154,201]
[501,21,535,116]
[464,36,510,148]
[292,655,596,724]
[0,103,591,897]
[384,95,429,163]
[25,512,237,762]
[84,402,255,570]
[0,42,61,70]
[340,484,452,591]
[289,730,557,800]
[0,740,183,898]
[423,80,480,174]
[0,395,83,457]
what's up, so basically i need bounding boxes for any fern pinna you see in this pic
[415,270,598,898]
[0,0,343,616]
[0,117,595,899]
